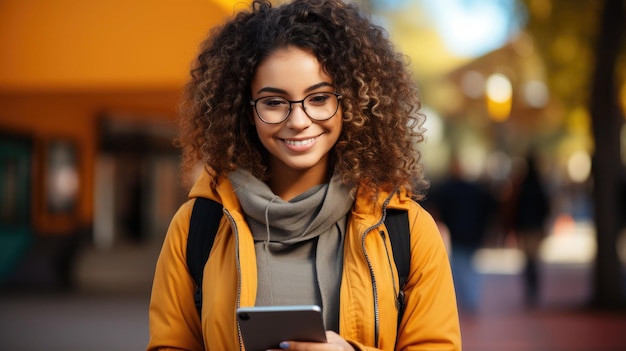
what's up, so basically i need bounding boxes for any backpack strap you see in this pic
[384,209,411,324]
[186,197,223,316]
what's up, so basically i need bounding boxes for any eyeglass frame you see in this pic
[250,92,343,124]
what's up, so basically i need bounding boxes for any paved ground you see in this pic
[0,291,150,351]
[1,255,625,351]
[460,265,626,351]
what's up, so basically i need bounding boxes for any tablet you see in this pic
[236,305,327,351]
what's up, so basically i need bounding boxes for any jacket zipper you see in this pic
[224,209,245,351]
[361,224,380,346]
[361,192,396,346]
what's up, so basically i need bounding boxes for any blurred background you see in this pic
[0,0,625,350]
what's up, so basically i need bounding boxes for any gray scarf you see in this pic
[228,168,353,332]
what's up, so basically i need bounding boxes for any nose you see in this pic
[285,102,311,129]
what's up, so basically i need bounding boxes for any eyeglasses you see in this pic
[250,92,342,124]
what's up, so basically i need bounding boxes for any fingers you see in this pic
[271,331,355,351]
[325,331,355,350]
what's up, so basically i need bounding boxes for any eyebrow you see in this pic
[255,82,334,95]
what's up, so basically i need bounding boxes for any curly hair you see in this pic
[178,0,428,199]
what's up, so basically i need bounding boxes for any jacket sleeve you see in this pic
[147,200,205,351]
[396,204,462,351]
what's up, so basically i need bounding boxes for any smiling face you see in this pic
[251,46,342,183]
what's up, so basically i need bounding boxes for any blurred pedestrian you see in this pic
[510,153,550,306]
[429,156,496,314]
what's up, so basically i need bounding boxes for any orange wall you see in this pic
[0,0,248,90]
[0,0,248,235]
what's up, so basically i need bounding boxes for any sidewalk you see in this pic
[461,264,626,351]
[0,291,150,351]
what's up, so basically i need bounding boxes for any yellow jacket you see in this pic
[148,169,461,350]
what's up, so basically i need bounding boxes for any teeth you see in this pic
[284,137,316,146]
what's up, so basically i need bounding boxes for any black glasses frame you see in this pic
[250,92,343,124]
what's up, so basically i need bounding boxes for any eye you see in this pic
[260,97,289,109]
[306,93,331,105]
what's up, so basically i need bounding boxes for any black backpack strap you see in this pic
[186,197,223,317]
[384,209,411,325]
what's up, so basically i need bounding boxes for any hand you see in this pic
[268,331,356,351]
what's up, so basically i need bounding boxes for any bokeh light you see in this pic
[567,150,592,183]
[485,73,513,121]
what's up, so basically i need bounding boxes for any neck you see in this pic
[267,164,330,201]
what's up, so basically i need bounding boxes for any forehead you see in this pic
[251,46,333,94]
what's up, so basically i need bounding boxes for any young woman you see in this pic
[147,1,461,350]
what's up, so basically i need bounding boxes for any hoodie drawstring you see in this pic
[263,195,280,305]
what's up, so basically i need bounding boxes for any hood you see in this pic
[347,185,413,227]
[187,166,242,211]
